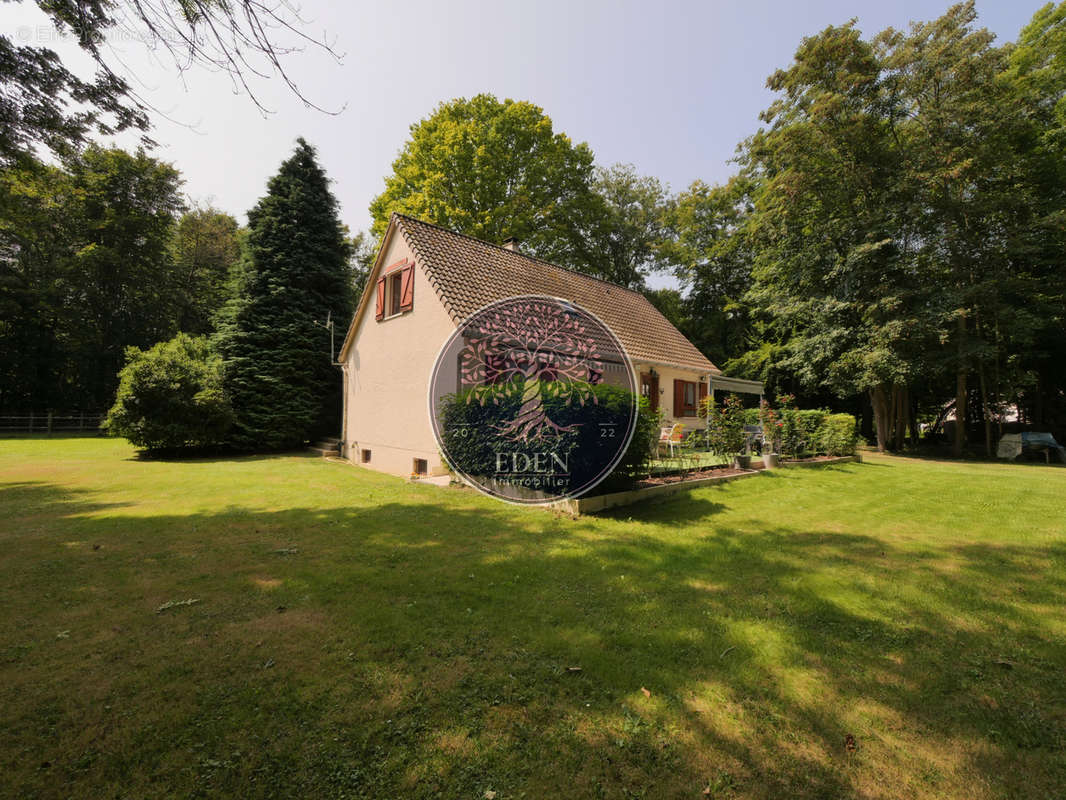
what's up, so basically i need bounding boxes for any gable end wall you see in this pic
[342,234,456,476]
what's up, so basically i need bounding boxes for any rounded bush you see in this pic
[105,334,234,453]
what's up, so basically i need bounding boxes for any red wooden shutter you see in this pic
[399,264,414,312]
[673,379,683,417]
[375,277,386,320]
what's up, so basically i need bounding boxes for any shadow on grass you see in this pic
[0,478,1063,799]
[0,481,132,518]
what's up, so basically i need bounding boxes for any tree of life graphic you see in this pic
[459,299,604,442]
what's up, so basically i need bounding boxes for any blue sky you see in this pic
[2,0,1047,242]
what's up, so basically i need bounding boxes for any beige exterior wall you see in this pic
[342,234,456,477]
[631,362,710,432]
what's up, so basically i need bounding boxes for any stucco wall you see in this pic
[632,363,709,433]
[342,235,457,477]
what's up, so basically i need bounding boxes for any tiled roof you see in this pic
[395,214,718,374]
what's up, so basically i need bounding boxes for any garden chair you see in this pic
[743,425,763,455]
[658,423,685,458]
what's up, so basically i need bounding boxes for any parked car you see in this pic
[997,432,1066,464]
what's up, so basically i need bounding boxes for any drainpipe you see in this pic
[340,363,350,459]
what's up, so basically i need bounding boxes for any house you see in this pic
[336,214,763,477]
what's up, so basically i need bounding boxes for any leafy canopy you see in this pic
[370,94,599,266]
[0,0,340,167]
[0,146,184,410]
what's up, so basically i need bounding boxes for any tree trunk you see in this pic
[979,362,992,458]
[870,384,890,453]
[893,384,907,451]
[909,394,920,445]
[1034,373,1044,427]
[861,396,874,443]
[952,314,967,458]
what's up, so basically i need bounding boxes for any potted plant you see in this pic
[759,399,781,468]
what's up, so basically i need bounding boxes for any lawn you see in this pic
[1,438,1064,799]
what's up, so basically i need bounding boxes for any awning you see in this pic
[707,374,764,397]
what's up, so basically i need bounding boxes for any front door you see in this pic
[640,373,659,412]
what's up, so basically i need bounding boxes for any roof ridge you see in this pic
[392,212,652,300]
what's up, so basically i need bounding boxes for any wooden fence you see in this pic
[0,412,105,435]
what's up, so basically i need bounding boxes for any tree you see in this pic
[0,147,184,410]
[348,230,377,302]
[0,158,81,410]
[567,163,672,288]
[730,1,1061,455]
[66,146,186,406]
[215,138,352,449]
[736,19,931,453]
[1009,2,1066,149]
[171,204,242,334]
[0,0,341,167]
[878,2,1045,456]
[660,177,755,367]
[105,334,233,452]
[1003,2,1066,435]
[369,94,600,268]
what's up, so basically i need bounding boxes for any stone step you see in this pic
[308,442,340,456]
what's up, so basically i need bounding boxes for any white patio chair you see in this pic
[658,423,685,458]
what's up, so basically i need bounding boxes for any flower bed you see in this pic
[550,467,761,515]
[549,454,861,515]
[636,464,750,488]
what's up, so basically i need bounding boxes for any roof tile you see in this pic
[395,214,718,374]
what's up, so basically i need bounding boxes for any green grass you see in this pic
[648,448,730,473]
[1,438,1064,799]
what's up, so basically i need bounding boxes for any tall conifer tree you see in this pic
[216,138,352,449]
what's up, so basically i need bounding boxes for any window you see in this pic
[361,449,371,463]
[389,271,403,316]
[413,458,428,476]
[375,262,415,320]
[674,379,699,417]
[640,373,659,412]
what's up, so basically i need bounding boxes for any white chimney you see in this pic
[502,237,520,252]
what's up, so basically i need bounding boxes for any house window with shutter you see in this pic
[375,261,415,321]
[674,379,699,417]
[389,271,403,315]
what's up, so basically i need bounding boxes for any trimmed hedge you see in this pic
[818,413,859,456]
[726,399,857,458]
